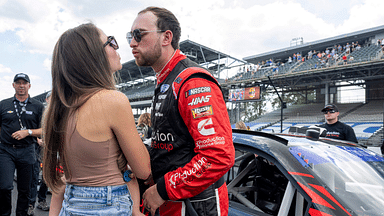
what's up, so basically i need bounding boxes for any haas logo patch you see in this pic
[188,95,211,106]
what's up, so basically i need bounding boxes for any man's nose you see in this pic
[130,38,138,48]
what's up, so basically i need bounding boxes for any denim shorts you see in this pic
[59,184,132,216]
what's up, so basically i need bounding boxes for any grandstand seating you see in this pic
[292,58,320,73]
[341,100,384,122]
[250,103,364,124]
[348,45,382,64]
[278,61,298,74]
[123,83,155,100]
[228,43,384,82]
[233,102,383,145]
[226,45,382,82]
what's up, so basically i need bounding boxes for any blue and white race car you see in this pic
[227,129,384,216]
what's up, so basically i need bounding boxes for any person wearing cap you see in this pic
[0,73,44,216]
[318,104,357,143]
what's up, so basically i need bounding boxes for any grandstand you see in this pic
[124,83,156,100]
[218,25,384,146]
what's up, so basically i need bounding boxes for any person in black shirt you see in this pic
[318,104,357,143]
[0,73,44,216]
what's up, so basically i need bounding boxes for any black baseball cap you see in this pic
[321,104,338,112]
[13,73,30,83]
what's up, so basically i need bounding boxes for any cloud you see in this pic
[16,3,83,55]
[43,58,52,72]
[0,68,14,100]
[1,0,384,101]
[3,0,384,60]
[340,0,384,32]
[176,1,336,59]
[0,64,12,73]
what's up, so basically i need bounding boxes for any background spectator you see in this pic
[236,121,247,130]
[0,73,44,216]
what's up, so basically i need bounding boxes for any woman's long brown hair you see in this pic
[42,23,117,193]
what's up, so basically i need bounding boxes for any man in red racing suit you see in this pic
[151,49,234,215]
[129,7,235,216]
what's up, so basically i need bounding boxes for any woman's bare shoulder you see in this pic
[91,90,130,106]
[82,90,133,127]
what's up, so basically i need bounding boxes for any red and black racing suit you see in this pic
[150,49,235,215]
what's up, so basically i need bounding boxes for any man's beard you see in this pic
[136,40,162,67]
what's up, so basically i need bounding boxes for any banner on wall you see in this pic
[228,86,261,102]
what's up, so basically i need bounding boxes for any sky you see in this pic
[0,0,384,101]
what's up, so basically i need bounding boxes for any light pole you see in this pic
[268,76,286,133]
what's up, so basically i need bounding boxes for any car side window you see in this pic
[227,151,311,216]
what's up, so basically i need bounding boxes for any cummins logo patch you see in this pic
[198,118,215,136]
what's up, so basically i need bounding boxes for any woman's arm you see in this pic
[106,91,151,180]
[126,175,145,216]
[49,184,65,216]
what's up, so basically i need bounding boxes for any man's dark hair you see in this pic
[139,6,181,50]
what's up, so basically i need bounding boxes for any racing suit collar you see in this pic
[156,49,187,86]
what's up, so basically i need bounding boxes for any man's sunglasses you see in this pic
[126,29,165,44]
[323,110,336,114]
[103,36,119,50]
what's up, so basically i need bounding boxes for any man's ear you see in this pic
[162,30,173,46]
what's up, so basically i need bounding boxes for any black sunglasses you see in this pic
[126,29,165,44]
[323,110,336,114]
[103,36,119,50]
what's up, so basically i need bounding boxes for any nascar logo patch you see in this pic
[185,86,211,98]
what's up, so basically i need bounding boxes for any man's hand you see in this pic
[37,138,43,146]
[142,184,165,216]
[11,130,28,140]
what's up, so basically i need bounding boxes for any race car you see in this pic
[227,128,384,216]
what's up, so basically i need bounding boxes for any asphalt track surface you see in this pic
[11,180,50,216]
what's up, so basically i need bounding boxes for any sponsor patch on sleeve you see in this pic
[188,95,211,106]
[197,118,215,136]
[191,105,213,119]
[160,84,170,93]
[196,136,225,149]
[185,86,211,98]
